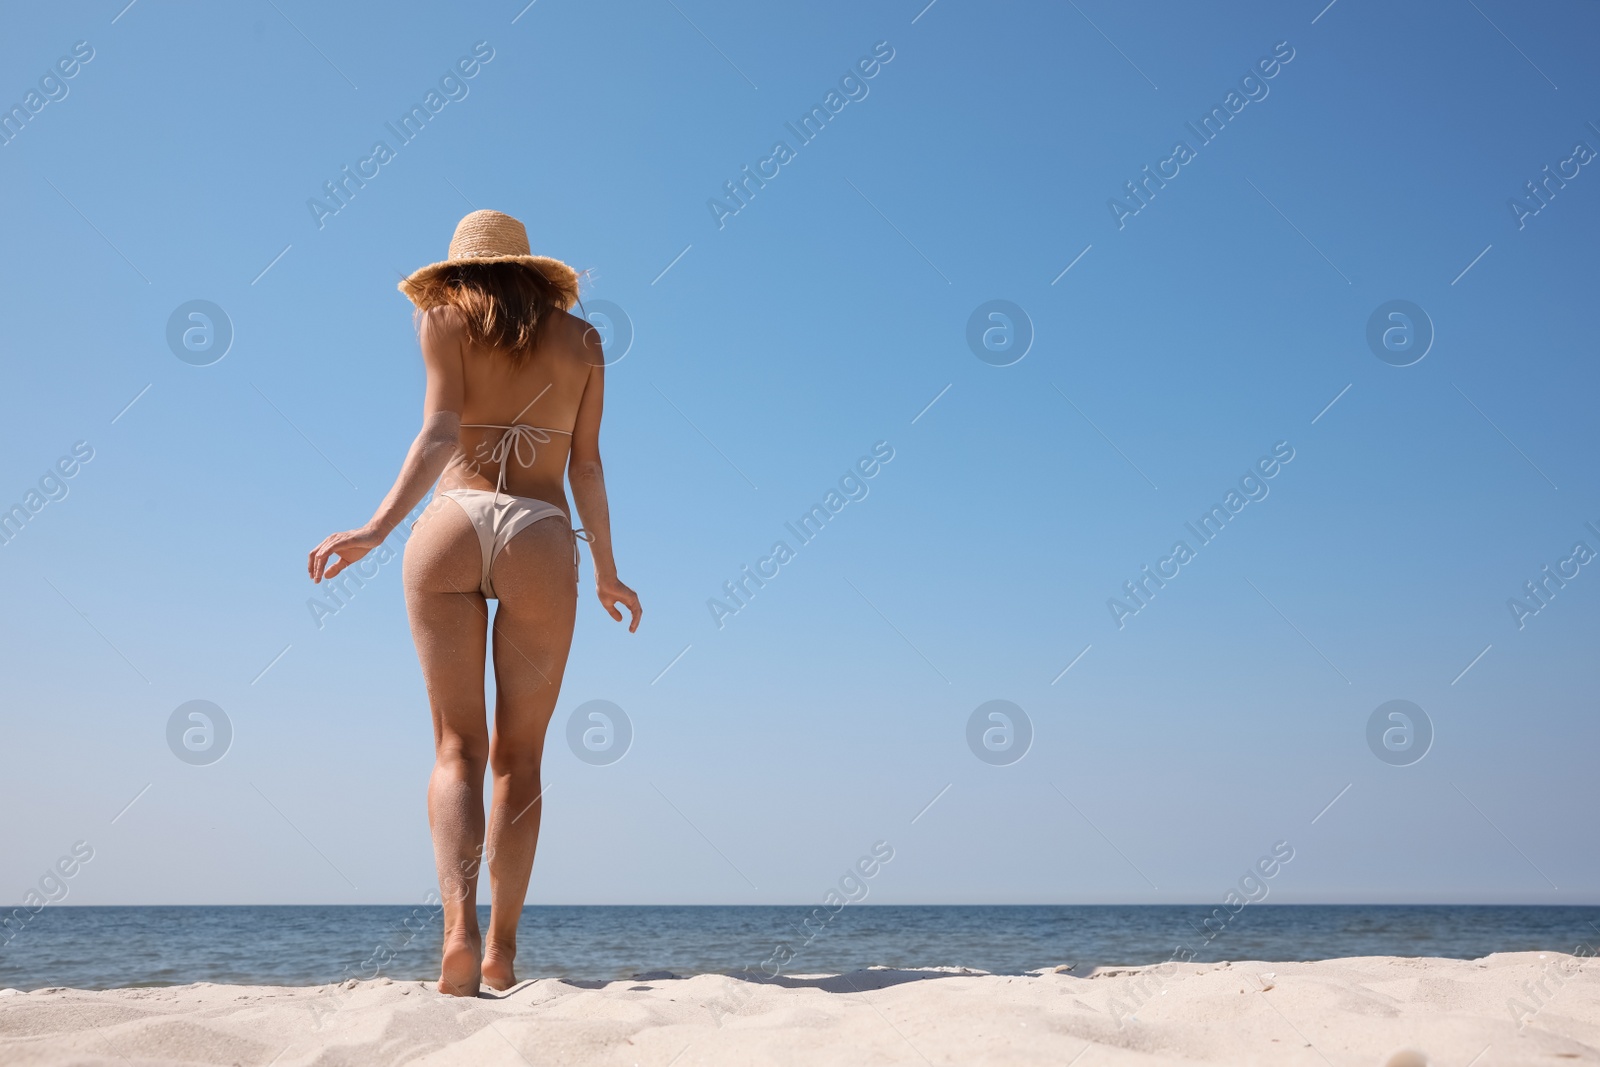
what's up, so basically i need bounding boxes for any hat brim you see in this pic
[399,254,582,311]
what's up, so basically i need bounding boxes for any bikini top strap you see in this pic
[460,422,571,502]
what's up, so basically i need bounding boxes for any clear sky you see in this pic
[2,0,1597,909]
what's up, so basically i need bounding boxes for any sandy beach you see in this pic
[1,952,1595,1065]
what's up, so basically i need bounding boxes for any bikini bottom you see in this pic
[437,488,590,599]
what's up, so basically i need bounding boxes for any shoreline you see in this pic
[4,952,1597,1065]
[7,902,1596,994]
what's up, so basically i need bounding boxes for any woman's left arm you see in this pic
[308,307,466,583]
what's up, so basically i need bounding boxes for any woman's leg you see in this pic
[479,518,578,989]
[402,499,491,997]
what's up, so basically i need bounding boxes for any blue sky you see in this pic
[1,0,1597,908]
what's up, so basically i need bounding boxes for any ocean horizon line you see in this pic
[20,900,1600,909]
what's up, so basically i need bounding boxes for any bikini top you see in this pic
[461,422,572,502]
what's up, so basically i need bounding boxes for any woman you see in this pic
[307,210,642,997]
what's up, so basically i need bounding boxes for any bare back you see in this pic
[432,305,601,512]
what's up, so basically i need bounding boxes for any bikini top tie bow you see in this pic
[461,422,568,505]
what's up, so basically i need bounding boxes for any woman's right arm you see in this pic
[308,307,464,583]
[568,330,641,632]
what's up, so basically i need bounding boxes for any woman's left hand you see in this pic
[596,573,642,633]
[309,524,385,582]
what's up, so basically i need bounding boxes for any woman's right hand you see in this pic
[596,574,642,632]
[308,524,385,583]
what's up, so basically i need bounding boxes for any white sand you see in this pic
[1,953,1595,1065]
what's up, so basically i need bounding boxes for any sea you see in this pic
[2,904,1596,991]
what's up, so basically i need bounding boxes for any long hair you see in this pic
[406,262,564,365]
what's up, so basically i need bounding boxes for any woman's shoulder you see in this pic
[417,303,469,338]
[541,308,603,361]
[539,306,586,337]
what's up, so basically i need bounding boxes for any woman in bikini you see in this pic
[307,210,642,997]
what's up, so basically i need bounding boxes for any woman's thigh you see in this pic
[403,498,491,746]
[487,518,579,753]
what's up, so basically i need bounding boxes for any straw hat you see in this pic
[399,209,581,309]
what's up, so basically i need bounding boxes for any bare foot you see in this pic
[438,931,482,997]
[482,942,517,991]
